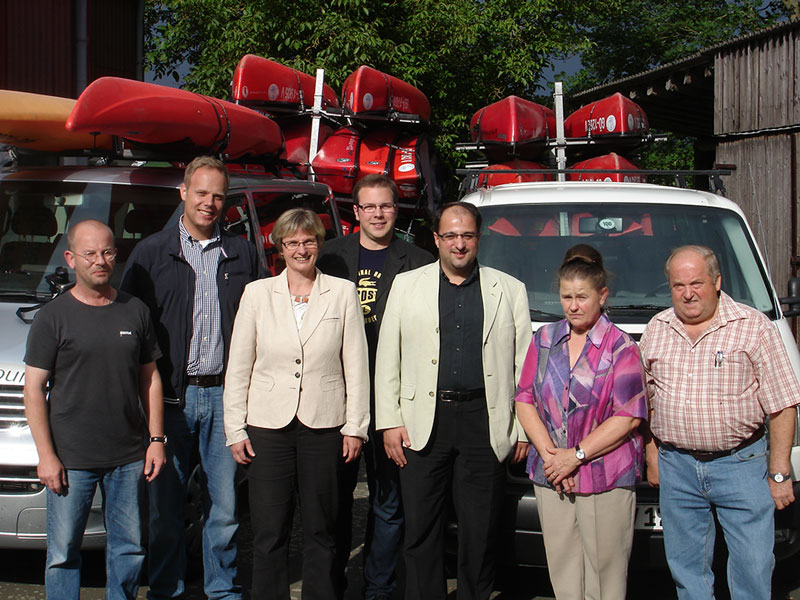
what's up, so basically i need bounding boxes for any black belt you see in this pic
[186,374,223,387]
[660,425,765,462]
[437,388,485,402]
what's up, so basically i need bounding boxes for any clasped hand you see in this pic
[542,445,580,494]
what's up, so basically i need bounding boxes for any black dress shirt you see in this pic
[437,263,484,390]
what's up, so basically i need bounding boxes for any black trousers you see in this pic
[247,420,342,600]
[398,396,506,600]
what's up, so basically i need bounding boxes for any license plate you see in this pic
[634,503,663,530]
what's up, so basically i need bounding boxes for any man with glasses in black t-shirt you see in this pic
[318,174,433,600]
[24,219,165,599]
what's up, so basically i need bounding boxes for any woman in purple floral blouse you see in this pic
[514,244,647,600]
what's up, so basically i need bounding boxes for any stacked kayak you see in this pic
[309,64,442,227]
[231,54,339,112]
[67,77,284,161]
[470,96,555,161]
[567,153,645,183]
[465,91,651,189]
[565,92,649,140]
[477,159,552,188]
[341,65,431,123]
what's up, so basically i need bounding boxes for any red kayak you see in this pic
[567,152,645,183]
[564,92,649,140]
[341,65,431,122]
[275,116,334,178]
[231,54,339,112]
[311,127,361,195]
[470,96,555,161]
[477,159,552,188]
[356,128,395,179]
[355,129,433,199]
[66,77,284,160]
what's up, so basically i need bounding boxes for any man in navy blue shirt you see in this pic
[318,174,433,600]
[122,156,261,600]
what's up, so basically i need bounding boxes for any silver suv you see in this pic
[0,163,341,548]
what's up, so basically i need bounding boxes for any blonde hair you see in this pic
[272,208,325,249]
[183,156,229,191]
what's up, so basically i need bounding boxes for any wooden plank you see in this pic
[717,136,793,295]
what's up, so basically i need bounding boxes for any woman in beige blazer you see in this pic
[223,208,370,600]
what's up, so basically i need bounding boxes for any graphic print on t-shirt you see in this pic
[357,267,381,325]
[357,245,389,327]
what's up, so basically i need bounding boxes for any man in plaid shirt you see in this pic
[641,245,800,600]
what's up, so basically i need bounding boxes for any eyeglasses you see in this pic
[74,249,117,264]
[282,239,319,250]
[357,203,396,213]
[436,232,479,242]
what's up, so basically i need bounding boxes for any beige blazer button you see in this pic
[295,358,301,364]
[294,372,301,378]
[429,391,434,397]
[431,359,437,364]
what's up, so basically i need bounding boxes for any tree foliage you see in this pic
[565,0,794,93]
[145,0,600,165]
[146,0,795,171]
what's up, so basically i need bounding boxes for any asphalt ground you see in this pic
[2,462,800,599]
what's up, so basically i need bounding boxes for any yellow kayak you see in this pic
[0,89,113,152]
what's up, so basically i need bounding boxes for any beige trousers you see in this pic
[535,484,636,600]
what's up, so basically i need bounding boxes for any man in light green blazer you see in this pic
[375,202,532,600]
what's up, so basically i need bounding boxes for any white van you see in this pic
[460,179,800,568]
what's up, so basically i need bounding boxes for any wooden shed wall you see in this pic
[716,135,798,298]
[715,26,800,135]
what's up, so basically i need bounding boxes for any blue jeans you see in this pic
[46,460,145,600]
[362,426,403,599]
[336,424,404,599]
[658,437,775,600]
[148,385,240,600]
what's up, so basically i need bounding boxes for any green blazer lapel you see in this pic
[299,270,331,345]
[480,267,502,345]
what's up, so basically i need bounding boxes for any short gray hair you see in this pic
[665,245,720,280]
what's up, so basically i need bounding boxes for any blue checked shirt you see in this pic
[180,218,224,376]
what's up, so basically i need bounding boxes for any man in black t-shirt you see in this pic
[318,174,433,600]
[23,219,165,600]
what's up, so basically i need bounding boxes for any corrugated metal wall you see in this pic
[1,0,75,97]
[714,25,800,314]
[87,0,140,83]
[0,0,140,98]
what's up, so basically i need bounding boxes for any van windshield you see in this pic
[0,180,182,296]
[477,203,777,324]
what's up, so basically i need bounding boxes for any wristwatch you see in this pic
[575,445,587,463]
[769,472,791,483]
[149,436,168,445]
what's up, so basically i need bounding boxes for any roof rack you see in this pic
[456,166,735,197]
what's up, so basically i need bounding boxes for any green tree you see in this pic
[145,0,601,167]
[146,0,794,176]
[566,0,792,92]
